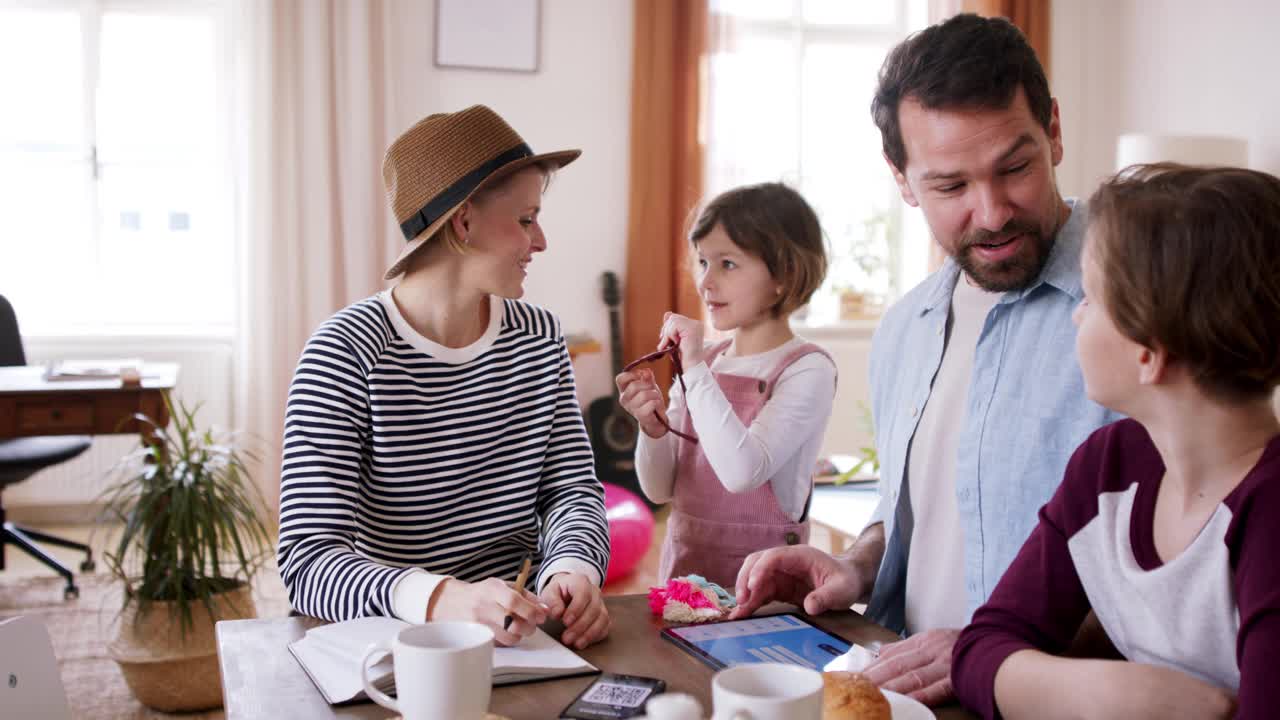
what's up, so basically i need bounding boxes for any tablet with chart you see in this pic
[660,613,853,671]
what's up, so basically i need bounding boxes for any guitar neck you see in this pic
[608,306,625,393]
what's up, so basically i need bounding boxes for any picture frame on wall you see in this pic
[435,0,540,73]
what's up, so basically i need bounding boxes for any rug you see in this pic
[0,568,292,719]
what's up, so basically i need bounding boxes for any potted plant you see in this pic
[831,209,895,322]
[98,398,273,712]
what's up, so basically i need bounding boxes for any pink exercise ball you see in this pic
[603,483,656,584]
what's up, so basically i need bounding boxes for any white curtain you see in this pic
[229,0,401,512]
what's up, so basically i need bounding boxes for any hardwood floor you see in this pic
[0,521,119,581]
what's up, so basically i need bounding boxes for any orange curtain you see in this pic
[962,0,1051,82]
[622,0,707,390]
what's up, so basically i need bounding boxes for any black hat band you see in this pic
[398,143,534,240]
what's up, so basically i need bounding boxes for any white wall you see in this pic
[1053,0,1280,421]
[382,0,633,407]
[1053,0,1280,199]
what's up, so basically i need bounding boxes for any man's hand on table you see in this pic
[863,627,960,707]
[541,572,611,649]
[731,545,871,619]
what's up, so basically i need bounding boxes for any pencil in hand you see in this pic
[503,554,533,631]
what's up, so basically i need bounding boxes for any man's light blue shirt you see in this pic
[863,198,1121,634]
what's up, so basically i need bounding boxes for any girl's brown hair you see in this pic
[1088,163,1280,401]
[689,182,828,317]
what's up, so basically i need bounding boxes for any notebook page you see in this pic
[493,626,596,681]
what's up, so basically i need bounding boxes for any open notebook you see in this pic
[289,616,598,705]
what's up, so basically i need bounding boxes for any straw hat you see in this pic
[381,105,581,279]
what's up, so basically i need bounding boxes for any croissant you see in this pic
[822,671,891,720]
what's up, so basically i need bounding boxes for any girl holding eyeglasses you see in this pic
[614,183,837,589]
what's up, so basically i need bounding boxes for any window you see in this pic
[0,0,232,336]
[705,0,930,326]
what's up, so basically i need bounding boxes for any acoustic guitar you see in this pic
[585,271,659,509]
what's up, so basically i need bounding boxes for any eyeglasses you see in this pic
[623,345,699,443]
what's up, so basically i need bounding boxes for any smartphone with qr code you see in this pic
[560,672,666,719]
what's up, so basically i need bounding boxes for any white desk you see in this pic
[810,482,881,553]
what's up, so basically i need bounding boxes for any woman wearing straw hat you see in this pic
[277,105,612,649]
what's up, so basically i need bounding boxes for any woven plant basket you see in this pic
[107,584,256,712]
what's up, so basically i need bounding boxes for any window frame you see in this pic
[0,0,236,339]
[703,0,928,330]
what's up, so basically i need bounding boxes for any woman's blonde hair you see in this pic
[431,163,555,256]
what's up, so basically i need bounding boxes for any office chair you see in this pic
[0,295,94,599]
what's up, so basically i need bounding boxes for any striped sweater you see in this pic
[277,291,609,622]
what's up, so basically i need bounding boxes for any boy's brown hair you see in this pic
[1088,163,1280,402]
[689,183,828,317]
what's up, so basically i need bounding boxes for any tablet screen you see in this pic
[661,614,852,670]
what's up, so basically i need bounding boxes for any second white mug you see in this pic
[711,662,824,720]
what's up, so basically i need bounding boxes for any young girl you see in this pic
[615,182,837,589]
[952,164,1280,720]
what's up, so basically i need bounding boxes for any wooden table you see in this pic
[216,595,975,719]
[0,364,179,440]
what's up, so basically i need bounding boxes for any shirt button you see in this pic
[936,325,944,336]
[785,531,800,545]
[910,406,918,417]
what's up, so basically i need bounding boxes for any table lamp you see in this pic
[1115,133,1249,171]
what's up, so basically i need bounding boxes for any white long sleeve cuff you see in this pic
[390,569,452,622]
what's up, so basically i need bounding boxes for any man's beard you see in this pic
[955,219,1055,292]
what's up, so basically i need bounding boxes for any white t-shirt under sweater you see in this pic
[634,336,837,521]
[904,276,1001,634]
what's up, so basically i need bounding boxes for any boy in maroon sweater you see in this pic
[952,164,1280,720]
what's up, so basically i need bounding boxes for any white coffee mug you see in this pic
[711,663,823,720]
[643,692,705,720]
[360,621,494,720]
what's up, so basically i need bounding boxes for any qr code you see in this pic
[582,681,653,708]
